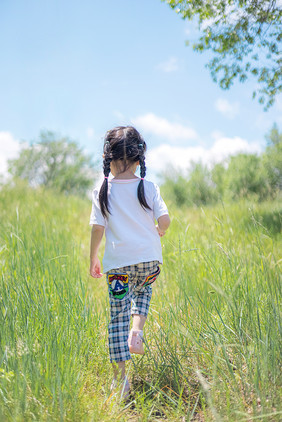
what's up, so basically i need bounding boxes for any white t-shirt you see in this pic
[89,178,169,273]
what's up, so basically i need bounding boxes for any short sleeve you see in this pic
[152,184,169,221]
[89,189,106,227]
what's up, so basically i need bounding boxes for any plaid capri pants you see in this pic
[106,260,160,363]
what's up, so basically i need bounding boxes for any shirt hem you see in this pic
[103,257,163,273]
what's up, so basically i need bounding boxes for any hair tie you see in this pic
[104,176,108,179]
[141,177,144,180]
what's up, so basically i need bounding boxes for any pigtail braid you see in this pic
[99,141,112,218]
[137,143,151,210]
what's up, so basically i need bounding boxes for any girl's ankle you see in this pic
[131,329,143,337]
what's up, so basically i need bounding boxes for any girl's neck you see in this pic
[111,160,139,179]
[113,170,139,180]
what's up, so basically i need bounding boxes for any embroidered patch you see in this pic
[108,273,129,299]
[141,266,161,287]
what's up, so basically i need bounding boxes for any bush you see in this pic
[262,123,282,194]
[158,125,282,208]
[160,167,189,207]
[225,153,269,201]
[186,163,218,206]
[161,163,218,207]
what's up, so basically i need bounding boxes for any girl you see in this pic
[89,126,170,399]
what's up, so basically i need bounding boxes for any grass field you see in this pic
[0,183,281,421]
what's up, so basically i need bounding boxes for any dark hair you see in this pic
[99,126,151,218]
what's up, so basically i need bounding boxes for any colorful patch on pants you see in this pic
[108,273,129,299]
[141,266,160,287]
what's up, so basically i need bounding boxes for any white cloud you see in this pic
[0,132,23,177]
[210,135,261,161]
[156,57,179,73]
[147,135,261,175]
[215,98,240,119]
[132,113,198,142]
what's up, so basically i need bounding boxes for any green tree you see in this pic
[263,123,282,193]
[8,130,97,196]
[211,162,227,199]
[225,153,268,200]
[160,166,189,206]
[186,162,217,205]
[163,0,282,108]
[160,163,217,206]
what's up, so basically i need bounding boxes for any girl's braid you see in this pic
[137,141,151,210]
[138,142,146,179]
[103,141,112,177]
[99,140,112,217]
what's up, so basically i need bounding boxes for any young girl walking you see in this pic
[89,126,170,399]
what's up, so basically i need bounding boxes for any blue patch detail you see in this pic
[108,273,129,299]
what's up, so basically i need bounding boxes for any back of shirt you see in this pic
[89,178,169,272]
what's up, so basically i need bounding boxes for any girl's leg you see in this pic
[132,314,147,331]
[108,297,131,365]
[106,267,133,386]
[111,361,130,400]
[129,314,147,355]
[112,361,126,380]
[131,261,158,323]
[129,262,160,354]
[129,296,151,355]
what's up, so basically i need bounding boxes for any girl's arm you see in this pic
[157,214,170,237]
[89,224,105,278]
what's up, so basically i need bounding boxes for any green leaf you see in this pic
[163,0,282,108]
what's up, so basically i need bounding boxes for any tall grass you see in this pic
[145,200,281,420]
[0,183,281,421]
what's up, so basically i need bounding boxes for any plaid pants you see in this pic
[106,260,160,363]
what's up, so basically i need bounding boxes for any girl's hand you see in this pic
[156,225,166,237]
[90,257,103,278]
[156,215,170,237]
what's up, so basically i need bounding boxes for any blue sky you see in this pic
[1,0,281,182]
